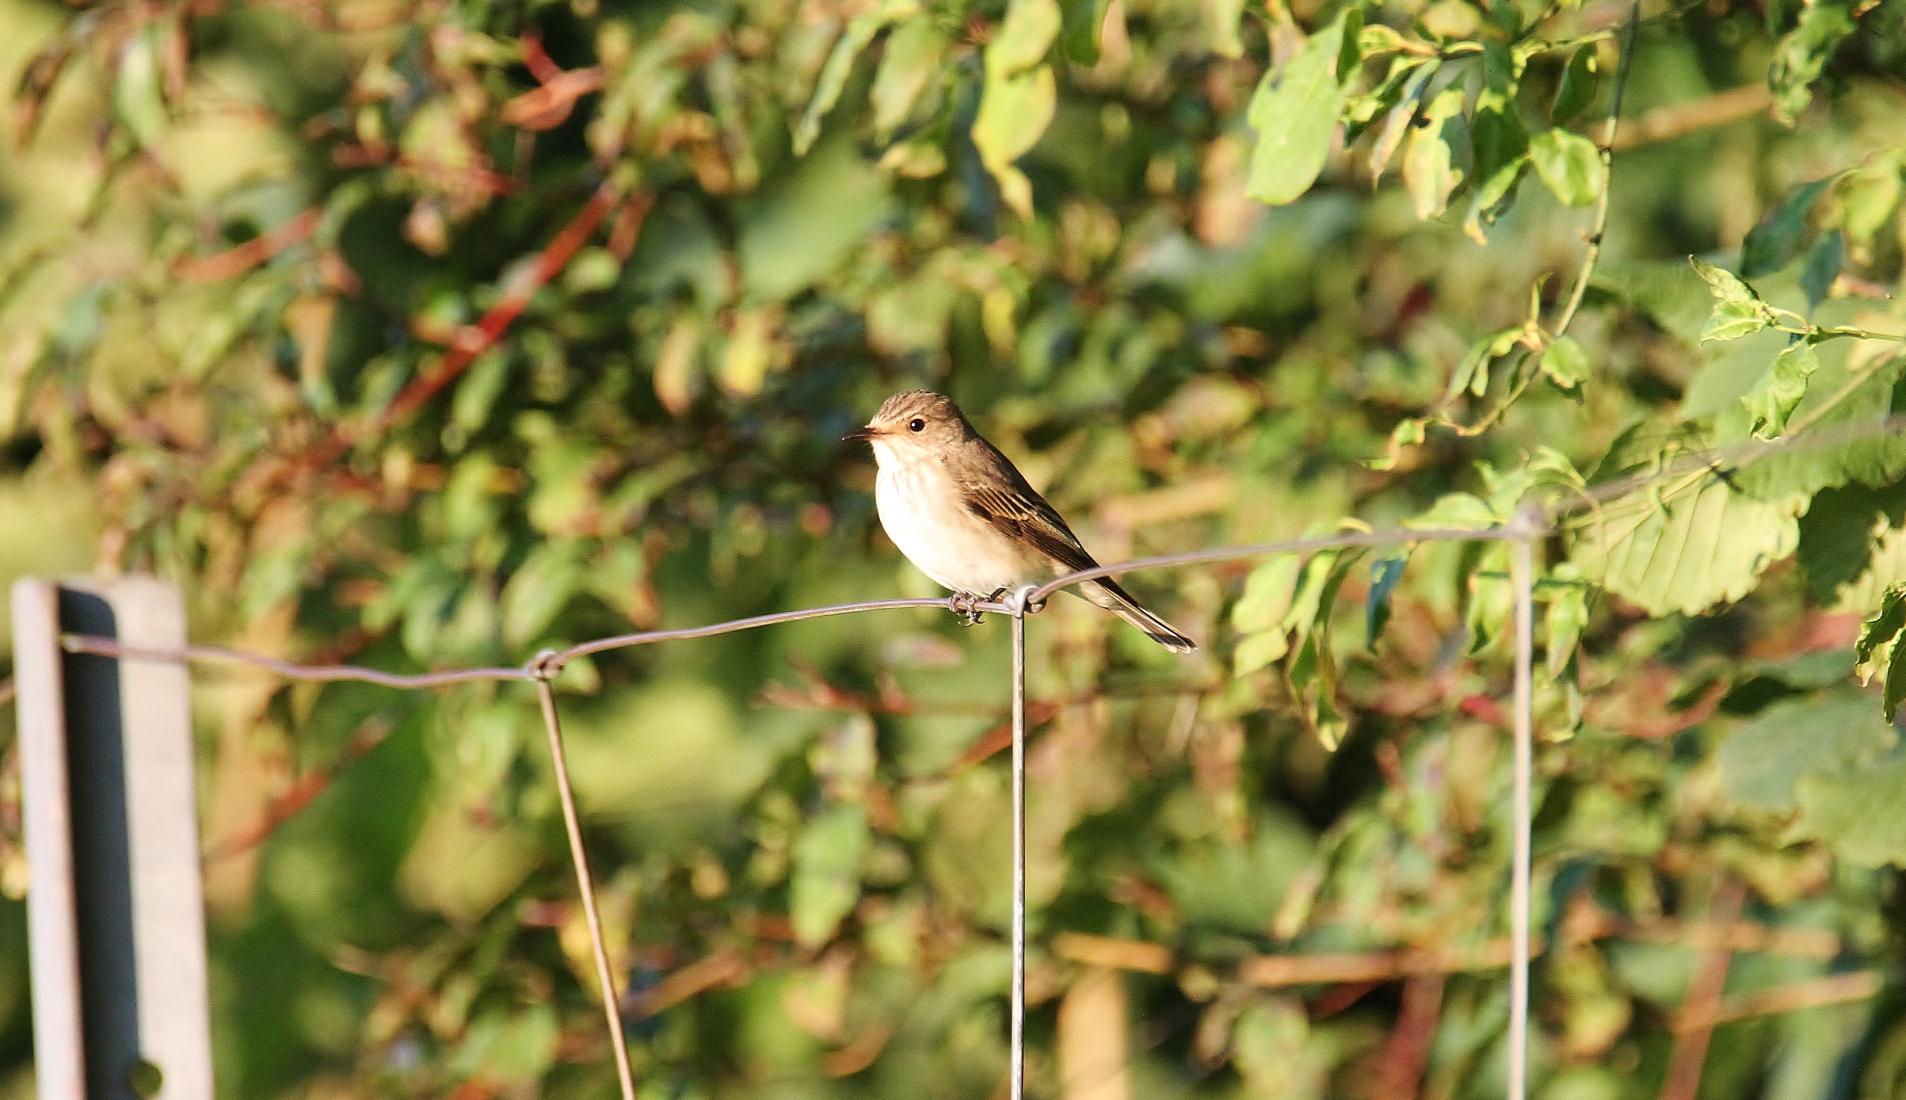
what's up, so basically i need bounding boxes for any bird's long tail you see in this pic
[1076,577,1197,653]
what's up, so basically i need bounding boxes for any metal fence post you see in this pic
[1009,601,1029,1100]
[1507,529,1538,1100]
[12,577,215,1100]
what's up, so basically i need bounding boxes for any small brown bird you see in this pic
[844,391,1196,653]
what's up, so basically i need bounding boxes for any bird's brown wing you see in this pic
[958,438,1197,652]
[957,440,1098,574]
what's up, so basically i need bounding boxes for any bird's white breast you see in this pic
[873,448,1041,595]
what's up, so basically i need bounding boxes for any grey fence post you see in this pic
[12,577,215,1100]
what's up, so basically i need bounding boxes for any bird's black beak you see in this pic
[841,426,877,442]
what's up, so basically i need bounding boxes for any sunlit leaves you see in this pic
[794,10,891,155]
[1855,584,1906,720]
[1539,334,1589,391]
[1720,691,1894,812]
[1447,325,1526,400]
[1570,476,1804,616]
[1403,85,1467,218]
[1742,340,1821,437]
[1543,563,1589,678]
[1528,129,1603,207]
[1691,258,1775,343]
[1463,43,1529,240]
[1796,759,1906,867]
[1245,11,1353,206]
[1836,158,1904,250]
[1768,0,1861,124]
[790,804,871,947]
[1232,555,1302,675]
[112,21,170,151]
[974,0,1062,217]
[1362,59,1434,183]
[1551,44,1599,125]
[871,18,944,138]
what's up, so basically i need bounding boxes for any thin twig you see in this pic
[1687,969,1885,1031]
[201,717,394,862]
[1445,1,1641,438]
[534,674,638,1100]
[1551,2,1640,342]
[1610,84,1772,151]
[1052,906,1843,988]
[1659,881,1746,1100]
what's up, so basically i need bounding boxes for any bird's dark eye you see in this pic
[908,418,926,432]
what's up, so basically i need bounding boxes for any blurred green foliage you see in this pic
[3,0,1906,1096]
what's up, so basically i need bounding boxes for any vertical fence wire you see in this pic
[1507,527,1538,1099]
[1009,594,1030,1100]
[533,668,638,1100]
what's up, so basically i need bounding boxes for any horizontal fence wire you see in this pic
[26,412,1906,1100]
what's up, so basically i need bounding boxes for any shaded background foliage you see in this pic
[2,0,1906,1096]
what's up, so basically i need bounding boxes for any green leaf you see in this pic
[1690,257,1773,343]
[1720,692,1893,813]
[1408,491,1501,531]
[1889,637,1906,722]
[451,1005,560,1083]
[1463,44,1529,239]
[1286,550,1357,748]
[1232,555,1302,675]
[1742,340,1821,437]
[1569,476,1803,616]
[793,14,886,155]
[1463,154,1529,241]
[1202,0,1247,58]
[1540,334,1590,390]
[1232,1001,1328,1093]
[1365,60,1435,183]
[1835,162,1903,249]
[1551,44,1599,125]
[871,19,944,138]
[1447,325,1525,400]
[1741,177,1831,278]
[991,0,1062,74]
[1366,416,1426,471]
[1799,229,1844,312]
[1058,0,1112,64]
[1734,351,1906,499]
[1797,482,1906,604]
[1244,13,1350,206]
[501,543,583,648]
[1366,554,1407,649]
[973,0,1063,216]
[112,23,169,150]
[790,804,871,947]
[1854,583,1906,681]
[1528,129,1603,207]
[1768,0,1860,125]
[1402,86,1466,219]
[1796,756,1906,867]
[1544,563,1589,678]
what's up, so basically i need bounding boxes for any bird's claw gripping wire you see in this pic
[949,591,988,626]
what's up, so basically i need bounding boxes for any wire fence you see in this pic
[17,411,1906,1099]
[46,518,1539,1100]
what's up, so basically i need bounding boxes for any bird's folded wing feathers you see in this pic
[960,483,1097,574]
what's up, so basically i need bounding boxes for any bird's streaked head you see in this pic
[843,390,971,462]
